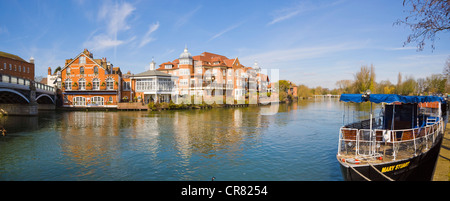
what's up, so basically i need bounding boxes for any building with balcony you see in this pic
[60,49,122,107]
[156,47,270,103]
[131,69,178,104]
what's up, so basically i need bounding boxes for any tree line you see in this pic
[294,57,450,98]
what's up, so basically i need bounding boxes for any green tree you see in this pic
[297,84,312,98]
[353,64,376,93]
[400,76,417,95]
[376,80,396,94]
[426,74,447,94]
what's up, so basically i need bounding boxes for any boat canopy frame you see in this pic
[340,94,444,104]
[337,93,445,162]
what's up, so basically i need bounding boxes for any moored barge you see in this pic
[337,93,447,181]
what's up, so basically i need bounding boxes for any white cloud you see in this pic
[139,22,160,48]
[175,5,202,29]
[99,2,135,34]
[209,21,245,41]
[84,1,136,51]
[84,34,125,51]
[267,2,310,26]
[267,0,346,26]
[240,42,367,67]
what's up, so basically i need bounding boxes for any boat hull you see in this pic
[338,133,443,181]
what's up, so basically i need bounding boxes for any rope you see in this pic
[346,162,371,181]
[368,162,394,181]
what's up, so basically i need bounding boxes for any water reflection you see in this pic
[1,100,346,180]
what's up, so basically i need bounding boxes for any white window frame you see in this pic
[91,96,104,105]
[73,96,86,106]
[79,78,86,90]
[92,78,100,90]
[65,79,72,90]
[106,77,114,90]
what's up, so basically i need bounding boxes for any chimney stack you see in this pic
[48,67,52,75]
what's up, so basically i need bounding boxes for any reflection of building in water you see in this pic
[59,112,121,174]
[170,107,267,159]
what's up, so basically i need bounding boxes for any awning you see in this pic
[339,94,444,104]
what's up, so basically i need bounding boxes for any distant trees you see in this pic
[295,60,449,98]
[395,0,450,51]
[333,64,448,95]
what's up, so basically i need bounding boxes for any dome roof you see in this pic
[179,47,192,59]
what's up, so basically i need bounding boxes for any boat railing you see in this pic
[338,119,442,162]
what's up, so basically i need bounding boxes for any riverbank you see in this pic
[433,123,450,181]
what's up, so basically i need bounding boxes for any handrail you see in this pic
[339,119,442,161]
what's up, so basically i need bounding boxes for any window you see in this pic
[123,81,131,91]
[136,78,155,91]
[109,96,113,102]
[19,65,21,72]
[14,65,16,71]
[79,56,86,64]
[180,58,192,65]
[3,63,5,69]
[9,64,11,70]
[94,66,98,74]
[73,96,86,106]
[92,78,100,90]
[106,77,114,90]
[67,68,71,75]
[180,79,188,86]
[165,64,172,69]
[63,95,68,103]
[79,78,86,90]
[80,66,84,74]
[65,79,72,90]
[180,69,189,75]
[196,68,202,74]
[91,96,104,105]
[28,67,30,73]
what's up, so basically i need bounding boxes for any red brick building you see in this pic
[60,49,122,107]
[0,51,35,80]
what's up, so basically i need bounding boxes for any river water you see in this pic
[0,99,352,181]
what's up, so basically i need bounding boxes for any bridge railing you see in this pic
[35,82,56,93]
[0,73,55,93]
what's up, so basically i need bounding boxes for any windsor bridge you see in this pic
[0,73,56,115]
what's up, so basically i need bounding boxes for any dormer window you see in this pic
[165,64,172,69]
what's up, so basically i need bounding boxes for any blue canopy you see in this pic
[340,94,444,104]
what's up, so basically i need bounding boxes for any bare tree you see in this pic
[395,0,450,51]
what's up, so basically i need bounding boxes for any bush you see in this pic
[169,100,177,109]
[148,102,156,110]
[160,102,169,109]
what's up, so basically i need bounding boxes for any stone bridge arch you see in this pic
[36,94,55,104]
[0,88,30,104]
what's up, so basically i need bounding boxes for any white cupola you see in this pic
[149,57,156,70]
[179,45,193,65]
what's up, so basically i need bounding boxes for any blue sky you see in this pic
[1,0,449,89]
